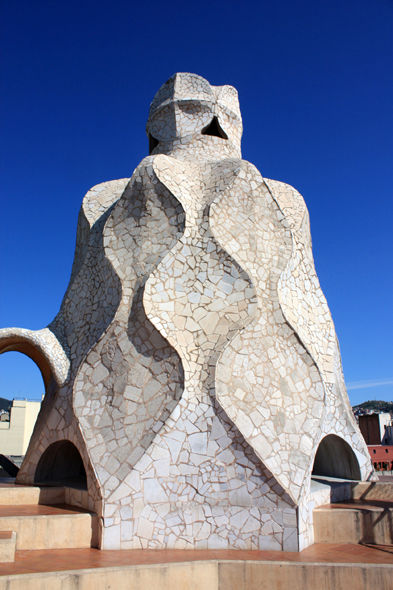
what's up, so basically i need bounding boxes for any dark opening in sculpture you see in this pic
[312,434,361,480]
[202,116,228,139]
[149,133,160,154]
[34,440,87,489]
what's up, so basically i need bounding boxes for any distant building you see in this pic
[368,445,393,471]
[358,412,393,472]
[0,399,41,456]
[383,423,393,445]
[358,412,392,445]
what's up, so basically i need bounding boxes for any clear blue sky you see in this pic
[0,0,392,406]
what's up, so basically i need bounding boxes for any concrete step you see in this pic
[0,532,15,563]
[311,476,393,504]
[351,481,393,501]
[0,483,91,512]
[313,499,393,545]
[0,545,392,590]
[0,504,98,550]
[0,484,64,506]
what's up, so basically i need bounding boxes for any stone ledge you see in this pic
[0,560,392,590]
[352,481,393,501]
[0,531,15,563]
[0,511,98,550]
[314,502,393,544]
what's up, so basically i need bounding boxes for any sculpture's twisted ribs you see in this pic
[100,155,301,550]
[0,73,372,551]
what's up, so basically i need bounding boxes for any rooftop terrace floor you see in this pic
[0,543,392,577]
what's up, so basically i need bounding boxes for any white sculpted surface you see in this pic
[0,72,372,551]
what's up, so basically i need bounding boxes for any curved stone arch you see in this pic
[0,328,69,388]
[0,332,69,485]
[312,434,361,480]
[0,336,55,393]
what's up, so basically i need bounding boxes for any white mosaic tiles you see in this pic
[0,73,373,551]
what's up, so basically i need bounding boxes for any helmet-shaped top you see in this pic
[146,73,242,160]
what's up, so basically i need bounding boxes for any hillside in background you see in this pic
[353,400,393,413]
[0,398,12,413]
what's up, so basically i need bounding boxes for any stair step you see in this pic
[0,483,64,505]
[0,504,98,550]
[0,545,392,590]
[311,477,393,503]
[314,500,393,545]
[0,531,15,563]
[351,481,393,501]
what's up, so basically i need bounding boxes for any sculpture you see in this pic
[0,73,373,550]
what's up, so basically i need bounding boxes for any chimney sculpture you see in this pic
[0,73,373,550]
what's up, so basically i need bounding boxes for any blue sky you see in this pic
[0,0,392,406]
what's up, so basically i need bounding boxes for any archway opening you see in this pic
[0,351,45,402]
[0,351,45,463]
[34,440,87,489]
[0,338,53,394]
[312,434,361,480]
